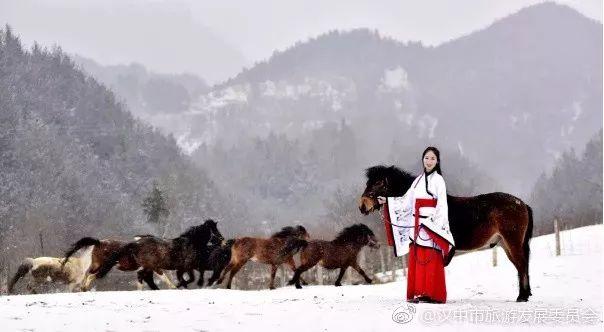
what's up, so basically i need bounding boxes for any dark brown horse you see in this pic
[358,165,534,302]
[284,223,380,289]
[216,225,310,290]
[95,220,224,290]
[62,235,173,290]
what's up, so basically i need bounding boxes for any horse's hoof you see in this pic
[365,279,373,284]
[269,286,276,290]
[516,296,529,302]
[335,283,342,287]
[295,284,302,289]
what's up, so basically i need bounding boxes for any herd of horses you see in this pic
[7,165,534,302]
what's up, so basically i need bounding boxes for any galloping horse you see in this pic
[358,165,534,302]
[216,225,310,290]
[95,220,224,290]
[284,223,380,289]
[196,238,236,287]
[62,236,175,291]
[9,246,94,294]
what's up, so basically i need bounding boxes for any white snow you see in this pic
[1,225,602,331]
[379,66,410,93]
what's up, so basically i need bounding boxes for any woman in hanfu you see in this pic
[378,146,455,303]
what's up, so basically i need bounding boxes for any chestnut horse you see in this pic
[63,235,174,290]
[284,223,380,289]
[216,225,309,290]
[358,165,533,302]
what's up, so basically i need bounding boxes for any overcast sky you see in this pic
[1,0,601,83]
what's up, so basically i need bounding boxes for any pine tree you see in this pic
[142,181,169,225]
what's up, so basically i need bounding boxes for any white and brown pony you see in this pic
[8,246,93,294]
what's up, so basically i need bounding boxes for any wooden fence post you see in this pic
[39,232,44,255]
[379,247,385,273]
[554,218,561,256]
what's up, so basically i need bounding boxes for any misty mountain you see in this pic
[158,2,601,198]
[0,26,244,270]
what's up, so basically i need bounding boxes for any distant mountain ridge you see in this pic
[176,2,601,196]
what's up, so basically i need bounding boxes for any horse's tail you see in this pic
[95,242,138,279]
[279,239,308,259]
[8,258,34,294]
[525,205,534,261]
[63,237,101,267]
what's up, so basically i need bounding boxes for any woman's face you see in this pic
[423,150,438,172]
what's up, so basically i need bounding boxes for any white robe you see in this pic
[387,171,455,257]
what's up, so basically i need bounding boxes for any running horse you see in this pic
[95,220,224,290]
[216,225,310,290]
[358,165,533,302]
[62,235,175,291]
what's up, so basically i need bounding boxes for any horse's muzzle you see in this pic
[358,196,378,215]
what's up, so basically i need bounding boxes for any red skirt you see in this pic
[407,241,447,303]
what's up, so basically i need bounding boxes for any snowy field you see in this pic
[1,224,602,331]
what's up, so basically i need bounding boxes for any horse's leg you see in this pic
[226,262,245,289]
[67,281,79,292]
[196,264,206,287]
[290,262,317,289]
[83,274,96,291]
[140,270,160,290]
[500,235,531,302]
[350,262,372,284]
[176,270,188,289]
[136,270,147,290]
[216,261,234,285]
[26,280,39,294]
[207,269,221,286]
[286,257,307,285]
[334,266,348,287]
[269,264,278,290]
[156,269,177,289]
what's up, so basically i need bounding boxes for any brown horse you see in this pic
[284,223,380,289]
[216,225,310,290]
[63,236,175,290]
[95,220,224,290]
[358,165,534,302]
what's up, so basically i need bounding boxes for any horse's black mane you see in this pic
[180,219,217,237]
[271,225,307,239]
[365,165,416,195]
[333,224,374,244]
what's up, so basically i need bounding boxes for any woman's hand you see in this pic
[377,196,387,204]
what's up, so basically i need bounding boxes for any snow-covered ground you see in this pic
[1,225,602,331]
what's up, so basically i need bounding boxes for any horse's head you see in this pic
[295,225,310,240]
[182,219,224,246]
[271,225,310,240]
[359,165,414,215]
[334,223,380,249]
[204,219,225,246]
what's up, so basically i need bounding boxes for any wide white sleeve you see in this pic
[433,175,449,225]
[397,182,414,214]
